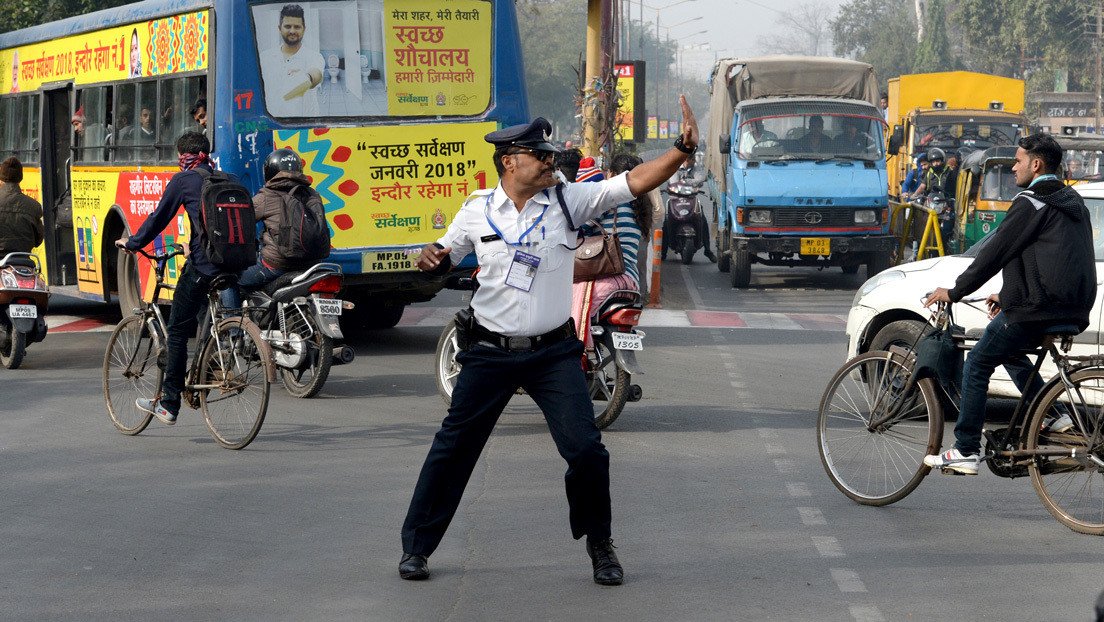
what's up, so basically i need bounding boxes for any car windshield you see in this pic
[737,109,884,162]
[966,195,1104,261]
[912,120,1021,154]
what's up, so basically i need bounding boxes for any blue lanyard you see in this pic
[1029,174,1058,187]
[484,189,550,247]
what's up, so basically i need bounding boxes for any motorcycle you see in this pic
[662,179,707,265]
[244,262,355,398]
[0,252,50,369]
[434,272,644,429]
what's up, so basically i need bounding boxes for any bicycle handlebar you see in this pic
[125,243,185,263]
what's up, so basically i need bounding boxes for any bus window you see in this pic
[116,81,157,162]
[158,75,207,159]
[26,95,40,162]
[74,87,111,163]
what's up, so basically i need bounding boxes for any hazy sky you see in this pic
[628,0,851,81]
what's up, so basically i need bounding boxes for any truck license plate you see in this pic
[363,250,416,273]
[611,332,643,351]
[800,237,831,256]
[314,297,342,316]
[9,304,36,319]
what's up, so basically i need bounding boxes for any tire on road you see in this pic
[868,319,928,354]
[730,248,751,288]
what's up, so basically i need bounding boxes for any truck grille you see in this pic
[771,209,863,227]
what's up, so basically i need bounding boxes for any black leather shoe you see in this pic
[586,538,624,586]
[399,553,429,580]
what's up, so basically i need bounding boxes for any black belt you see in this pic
[473,319,575,352]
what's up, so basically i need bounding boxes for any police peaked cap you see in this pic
[484,117,560,152]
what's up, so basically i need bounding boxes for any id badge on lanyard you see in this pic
[485,190,549,291]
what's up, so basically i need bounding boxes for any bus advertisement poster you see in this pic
[273,121,497,256]
[0,11,208,94]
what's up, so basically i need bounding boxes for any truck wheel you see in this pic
[354,302,406,330]
[865,252,892,280]
[717,229,731,272]
[842,265,859,275]
[730,249,751,288]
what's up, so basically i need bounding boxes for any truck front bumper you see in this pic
[734,235,896,255]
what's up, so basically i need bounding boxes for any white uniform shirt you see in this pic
[260,46,324,117]
[437,173,635,337]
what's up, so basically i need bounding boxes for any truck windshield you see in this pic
[912,120,1021,154]
[738,113,884,162]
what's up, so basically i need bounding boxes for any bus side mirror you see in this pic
[719,135,731,154]
[888,125,904,153]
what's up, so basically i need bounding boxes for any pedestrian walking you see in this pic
[400,95,701,585]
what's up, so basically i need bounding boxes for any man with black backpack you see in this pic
[116,131,255,425]
[220,148,330,310]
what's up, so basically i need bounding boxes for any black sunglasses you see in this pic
[509,147,556,163]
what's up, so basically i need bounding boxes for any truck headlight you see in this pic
[747,209,772,224]
[854,210,877,224]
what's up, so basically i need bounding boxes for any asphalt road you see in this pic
[2,257,1102,621]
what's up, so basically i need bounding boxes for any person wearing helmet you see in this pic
[910,147,950,200]
[221,147,329,309]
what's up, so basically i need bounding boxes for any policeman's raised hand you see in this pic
[678,94,698,151]
[416,244,452,272]
[922,287,951,308]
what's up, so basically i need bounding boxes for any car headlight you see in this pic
[854,210,877,224]
[853,269,905,306]
[747,209,772,224]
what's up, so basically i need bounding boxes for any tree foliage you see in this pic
[831,0,918,89]
[912,0,953,72]
[758,3,833,57]
[2,0,132,35]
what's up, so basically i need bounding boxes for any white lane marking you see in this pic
[797,507,826,526]
[764,444,786,455]
[773,458,796,475]
[756,427,778,438]
[786,482,811,498]
[830,568,867,593]
[680,264,707,310]
[849,605,886,622]
[636,309,694,327]
[811,536,844,557]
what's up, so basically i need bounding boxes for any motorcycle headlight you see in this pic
[854,210,877,224]
[853,269,905,306]
[747,209,772,224]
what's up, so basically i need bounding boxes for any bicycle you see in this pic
[817,301,1104,535]
[102,244,275,449]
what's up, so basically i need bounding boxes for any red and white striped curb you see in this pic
[45,309,847,333]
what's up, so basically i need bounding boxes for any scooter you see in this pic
[662,180,707,265]
[434,272,643,429]
[245,263,355,398]
[0,252,50,369]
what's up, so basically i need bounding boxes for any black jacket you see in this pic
[949,179,1097,330]
[0,183,44,255]
[125,163,229,277]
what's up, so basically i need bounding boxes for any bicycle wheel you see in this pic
[102,314,160,435]
[197,317,273,449]
[817,350,943,506]
[1027,367,1104,535]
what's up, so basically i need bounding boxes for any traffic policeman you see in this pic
[400,96,700,586]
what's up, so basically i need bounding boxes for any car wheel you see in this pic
[868,319,929,353]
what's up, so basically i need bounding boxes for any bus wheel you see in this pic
[116,247,142,315]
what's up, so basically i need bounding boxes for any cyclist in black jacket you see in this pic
[922,133,1097,475]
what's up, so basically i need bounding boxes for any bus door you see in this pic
[40,86,76,287]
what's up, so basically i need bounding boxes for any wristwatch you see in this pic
[673,135,696,154]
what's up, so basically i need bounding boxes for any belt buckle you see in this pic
[507,336,533,351]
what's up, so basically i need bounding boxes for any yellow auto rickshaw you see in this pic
[954,145,1019,251]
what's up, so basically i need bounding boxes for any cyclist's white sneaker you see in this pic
[923,448,980,475]
[1044,413,1074,434]
[136,398,176,425]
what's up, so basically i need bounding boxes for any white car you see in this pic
[846,182,1104,398]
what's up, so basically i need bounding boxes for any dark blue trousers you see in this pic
[401,336,612,556]
[160,262,213,415]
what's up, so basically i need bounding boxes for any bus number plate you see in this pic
[800,238,830,256]
[364,251,416,273]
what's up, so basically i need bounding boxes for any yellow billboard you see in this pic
[274,122,498,258]
[615,63,637,141]
[648,116,658,140]
[0,10,208,94]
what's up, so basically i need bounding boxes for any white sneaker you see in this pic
[136,398,177,425]
[1044,413,1074,434]
[923,448,980,475]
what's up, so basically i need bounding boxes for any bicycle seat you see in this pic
[1045,324,1080,337]
[209,273,239,293]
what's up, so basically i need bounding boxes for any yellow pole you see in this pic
[584,0,602,157]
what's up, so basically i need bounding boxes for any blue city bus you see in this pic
[0,0,527,327]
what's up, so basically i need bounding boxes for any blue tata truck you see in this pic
[703,56,894,287]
